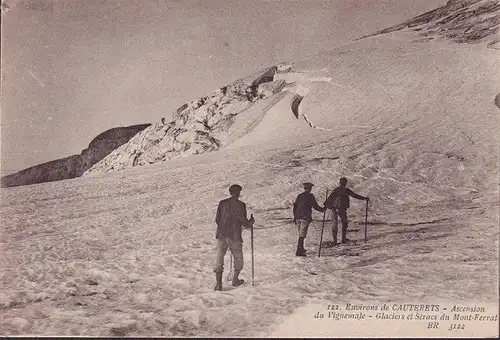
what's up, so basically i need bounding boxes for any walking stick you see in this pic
[226,253,233,282]
[318,190,329,258]
[364,200,368,242]
[250,214,255,286]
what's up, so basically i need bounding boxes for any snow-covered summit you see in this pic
[85,0,500,178]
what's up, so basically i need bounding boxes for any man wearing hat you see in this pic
[213,184,255,291]
[324,177,369,245]
[293,182,325,256]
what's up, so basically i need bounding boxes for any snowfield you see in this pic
[1,7,500,338]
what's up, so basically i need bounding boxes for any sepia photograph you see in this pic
[1,0,499,337]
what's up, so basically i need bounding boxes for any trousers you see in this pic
[331,208,348,240]
[295,219,311,238]
[214,237,243,272]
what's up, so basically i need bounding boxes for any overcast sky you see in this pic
[1,0,445,174]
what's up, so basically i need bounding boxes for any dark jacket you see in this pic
[215,197,252,242]
[293,192,324,222]
[324,186,366,210]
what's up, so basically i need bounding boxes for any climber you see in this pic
[293,182,325,256]
[213,184,255,291]
[324,177,369,245]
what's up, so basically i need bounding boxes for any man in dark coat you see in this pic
[293,182,325,256]
[214,184,254,291]
[324,177,369,245]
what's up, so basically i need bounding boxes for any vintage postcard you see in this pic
[1,0,499,337]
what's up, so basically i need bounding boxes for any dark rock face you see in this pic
[1,155,83,187]
[364,0,500,46]
[1,124,150,187]
[80,125,151,171]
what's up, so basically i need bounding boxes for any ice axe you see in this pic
[318,189,329,257]
[364,199,369,242]
[250,214,255,286]
[226,253,233,282]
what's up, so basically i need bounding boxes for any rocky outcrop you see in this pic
[84,66,293,175]
[1,124,150,187]
[364,0,500,47]
[1,155,83,188]
[80,125,151,170]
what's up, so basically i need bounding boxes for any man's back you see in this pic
[216,197,247,241]
[325,186,365,209]
[293,192,321,221]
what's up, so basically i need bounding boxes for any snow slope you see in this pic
[1,1,499,337]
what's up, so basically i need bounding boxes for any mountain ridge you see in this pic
[1,124,150,187]
[84,0,500,177]
[362,0,500,47]
[2,0,499,187]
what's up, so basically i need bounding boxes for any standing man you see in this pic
[324,177,369,245]
[214,184,255,291]
[293,182,325,256]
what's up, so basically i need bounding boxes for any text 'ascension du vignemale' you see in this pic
[313,303,498,332]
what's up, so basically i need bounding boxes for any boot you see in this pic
[232,269,244,287]
[214,270,223,291]
[295,237,306,256]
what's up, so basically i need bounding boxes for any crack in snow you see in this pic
[300,113,334,131]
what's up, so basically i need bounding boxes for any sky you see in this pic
[0,0,445,174]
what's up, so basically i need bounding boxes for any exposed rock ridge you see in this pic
[1,124,150,187]
[84,66,293,175]
[363,0,500,47]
